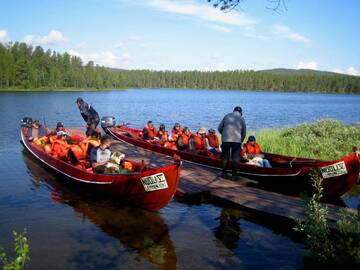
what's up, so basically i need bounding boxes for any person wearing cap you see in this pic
[218,106,247,179]
[190,127,207,153]
[54,122,69,135]
[142,121,157,140]
[206,128,221,155]
[241,135,271,168]
[76,97,100,137]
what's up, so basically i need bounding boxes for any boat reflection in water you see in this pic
[22,151,177,270]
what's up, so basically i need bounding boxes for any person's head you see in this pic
[183,127,190,135]
[173,123,181,131]
[198,127,207,137]
[100,134,112,149]
[208,128,216,135]
[32,120,40,128]
[248,135,256,144]
[159,123,165,130]
[233,106,242,115]
[76,97,84,107]
[56,122,64,128]
[147,121,154,128]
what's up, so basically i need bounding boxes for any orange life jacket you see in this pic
[193,133,207,151]
[143,126,157,139]
[70,144,86,161]
[179,133,190,146]
[80,138,100,156]
[157,130,169,142]
[241,142,261,158]
[51,138,69,159]
[207,134,220,148]
[171,129,183,142]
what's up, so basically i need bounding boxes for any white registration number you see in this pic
[320,161,348,179]
[140,173,168,192]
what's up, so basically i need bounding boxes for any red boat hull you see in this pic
[105,125,360,199]
[21,128,181,211]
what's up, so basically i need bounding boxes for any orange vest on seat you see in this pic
[70,144,86,161]
[241,142,261,157]
[193,133,207,151]
[52,138,69,159]
[80,138,100,156]
[207,134,220,148]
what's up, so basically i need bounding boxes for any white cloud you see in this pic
[215,62,226,71]
[272,24,311,43]
[332,67,359,76]
[0,29,9,42]
[245,32,269,41]
[296,61,318,70]
[207,24,231,33]
[121,53,131,65]
[23,30,66,45]
[146,0,257,28]
[75,42,88,49]
[69,50,132,67]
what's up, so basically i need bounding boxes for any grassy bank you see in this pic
[254,119,360,160]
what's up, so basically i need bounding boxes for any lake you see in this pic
[0,89,359,270]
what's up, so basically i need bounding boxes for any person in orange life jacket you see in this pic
[241,135,272,168]
[169,123,183,142]
[177,127,192,151]
[189,127,207,153]
[206,128,221,155]
[76,97,100,137]
[143,121,157,140]
[156,124,169,144]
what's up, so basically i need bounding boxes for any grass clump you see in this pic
[0,230,30,270]
[295,171,360,269]
[254,119,360,160]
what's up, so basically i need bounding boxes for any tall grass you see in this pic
[253,119,360,160]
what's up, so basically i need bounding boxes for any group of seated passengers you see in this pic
[142,121,221,156]
[28,122,129,173]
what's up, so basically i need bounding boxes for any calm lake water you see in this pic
[0,89,359,270]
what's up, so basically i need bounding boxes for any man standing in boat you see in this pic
[218,106,246,180]
[76,97,100,137]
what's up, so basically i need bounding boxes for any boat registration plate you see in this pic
[141,173,168,192]
[320,161,348,179]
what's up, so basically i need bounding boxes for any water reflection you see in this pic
[22,152,177,270]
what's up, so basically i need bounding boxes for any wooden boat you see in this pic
[20,123,181,211]
[103,123,360,199]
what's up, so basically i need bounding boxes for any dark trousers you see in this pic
[86,117,100,137]
[221,142,241,174]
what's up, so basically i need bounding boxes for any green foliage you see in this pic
[254,119,360,160]
[1,42,360,93]
[295,172,360,269]
[0,230,30,270]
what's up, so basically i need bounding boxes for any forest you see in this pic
[0,42,359,93]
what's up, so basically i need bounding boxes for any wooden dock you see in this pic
[111,140,356,228]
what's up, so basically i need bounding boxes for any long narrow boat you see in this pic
[21,122,181,211]
[103,121,360,199]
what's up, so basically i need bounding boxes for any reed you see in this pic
[252,119,360,160]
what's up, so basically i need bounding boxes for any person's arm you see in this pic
[241,118,246,144]
[217,118,224,134]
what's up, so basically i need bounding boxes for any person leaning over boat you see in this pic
[241,136,272,168]
[143,121,157,140]
[76,97,100,137]
[218,106,246,179]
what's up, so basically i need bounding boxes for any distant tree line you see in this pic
[0,42,359,93]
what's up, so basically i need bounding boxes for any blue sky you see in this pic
[0,0,359,75]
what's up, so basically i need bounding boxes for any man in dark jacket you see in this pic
[218,106,246,179]
[76,97,100,137]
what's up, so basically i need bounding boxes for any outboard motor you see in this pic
[101,116,116,129]
[21,117,33,128]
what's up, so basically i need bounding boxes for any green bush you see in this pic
[254,119,360,160]
[0,230,30,270]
